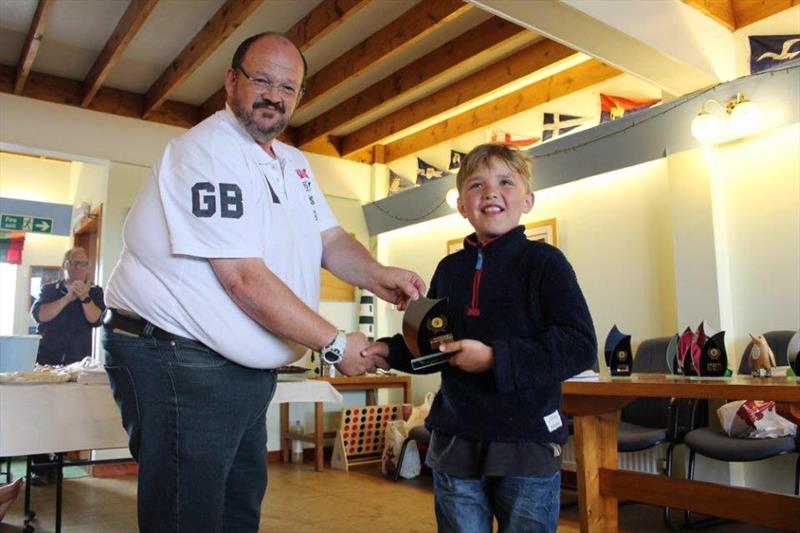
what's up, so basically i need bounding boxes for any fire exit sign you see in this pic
[0,213,54,234]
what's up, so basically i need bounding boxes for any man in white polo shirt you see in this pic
[102,32,425,533]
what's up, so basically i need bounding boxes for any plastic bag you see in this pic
[717,400,797,439]
[381,419,421,479]
[380,392,434,479]
[405,391,434,429]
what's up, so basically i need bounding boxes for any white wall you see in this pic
[0,93,184,167]
[69,161,109,228]
[0,153,73,334]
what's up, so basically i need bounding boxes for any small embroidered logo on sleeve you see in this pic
[543,410,563,432]
[295,168,319,221]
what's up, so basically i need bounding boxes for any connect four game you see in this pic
[331,404,405,471]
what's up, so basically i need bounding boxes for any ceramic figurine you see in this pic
[749,333,776,377]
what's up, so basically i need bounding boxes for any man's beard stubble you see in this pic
[230,97,288,144]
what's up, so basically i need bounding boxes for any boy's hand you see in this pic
[440,339,494,373]
[360,341,390,359]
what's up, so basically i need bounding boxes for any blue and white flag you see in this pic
[542,113,589,141]
[449,150,467,171]
[417,158,445,185]
[750,35,800,74]
[388,169,415,195]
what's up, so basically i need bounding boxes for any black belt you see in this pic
[104,308,197,343]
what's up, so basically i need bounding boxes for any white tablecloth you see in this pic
[0,379,340,457]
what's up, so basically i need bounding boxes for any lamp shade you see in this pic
[445,188,459,209]
[691,111,720,144]
[730,99,761,138]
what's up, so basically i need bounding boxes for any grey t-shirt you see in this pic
[425,430,561,478]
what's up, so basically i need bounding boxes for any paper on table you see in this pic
[568,369,600,380]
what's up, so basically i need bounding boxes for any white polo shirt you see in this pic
[105,108,338,368]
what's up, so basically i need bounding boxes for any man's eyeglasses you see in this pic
[65,260,89,268]
[236,66,303,99]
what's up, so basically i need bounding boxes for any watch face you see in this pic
[322,349,342,364]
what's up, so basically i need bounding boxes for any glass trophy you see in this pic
[402,296,456,371]
[604,324,632,376]
[697,321,727,376]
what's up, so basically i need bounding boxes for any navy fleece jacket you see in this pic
[384,226,597,443]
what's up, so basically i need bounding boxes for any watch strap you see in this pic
[321,331,346,364]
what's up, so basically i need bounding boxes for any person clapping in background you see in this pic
[31,246,105,366]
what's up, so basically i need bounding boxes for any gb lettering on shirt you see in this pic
[191,182,243,218]
[295,168,319,221]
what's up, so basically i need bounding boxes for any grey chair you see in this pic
[617,337,705,528]
[682,330,799,526]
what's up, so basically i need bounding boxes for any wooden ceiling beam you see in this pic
[297,0,472,111]
[286,0,371,51]
[1,63,199,129]
[381,60,621,163]
[198,0,370,120]
[296,16,526,148]
[81,0,160,108]
[143,0,264,118]
[732,0,799,29]
[340,38,577,156]
[14,0,54,95]
[681,0,736,31]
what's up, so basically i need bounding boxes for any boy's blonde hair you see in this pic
[456,143,532,194]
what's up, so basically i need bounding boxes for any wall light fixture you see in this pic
[691,92,762,144]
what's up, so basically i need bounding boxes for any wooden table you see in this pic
[279,374,412,471]
[562,373,800,532]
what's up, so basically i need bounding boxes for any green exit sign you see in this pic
[0,213,54,234]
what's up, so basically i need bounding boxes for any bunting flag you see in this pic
[388,169,415,195]
[749,35,800,74]
[489,129,540,148]
[416,158,446,185]
[0,231,25,264]
[448,150,467,171]
[600,94,661,123]
[542,113,589,141]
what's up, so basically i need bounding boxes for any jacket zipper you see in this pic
[467,249,483,316]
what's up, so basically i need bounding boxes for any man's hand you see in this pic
[320,228,425,310]
[71,281,90,301]
[336,333,390,376]
[371,267,426,311]
[439,339,494,374]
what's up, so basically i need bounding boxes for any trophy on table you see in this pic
[697,321,728,377]
[402,296,457,371]
[604,324,632,376]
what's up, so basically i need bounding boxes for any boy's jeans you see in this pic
[433,470,560,533]
[102,327,276,533]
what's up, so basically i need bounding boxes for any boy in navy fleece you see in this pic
[363,143,597,533]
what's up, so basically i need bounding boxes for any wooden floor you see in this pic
[0,462,781,532]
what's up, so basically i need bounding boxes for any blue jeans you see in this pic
[433,470,560,533]
[102,327,276,533]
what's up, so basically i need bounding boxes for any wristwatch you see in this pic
[80,296,92,304]
[320,331,347,365]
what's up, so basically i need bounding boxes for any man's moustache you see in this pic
[253,101,284,113]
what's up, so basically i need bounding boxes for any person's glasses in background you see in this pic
[65,260,89,268]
